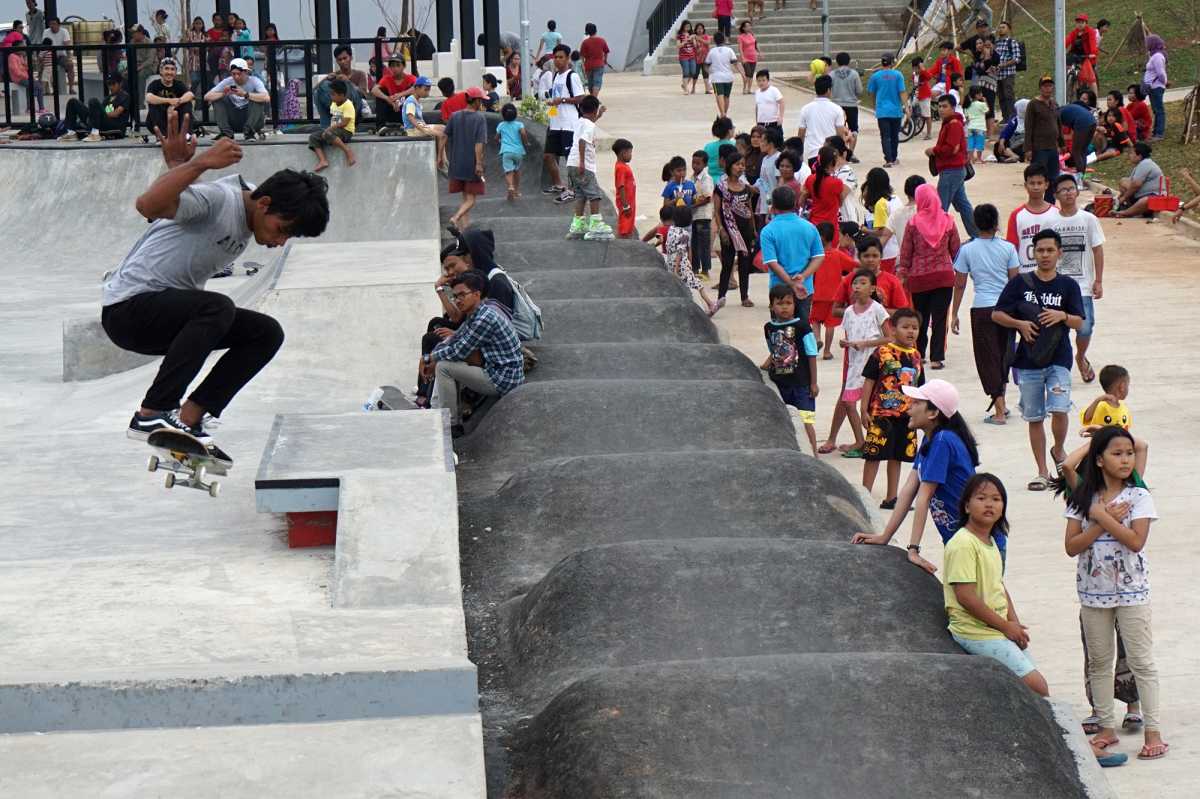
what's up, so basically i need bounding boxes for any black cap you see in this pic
[880,53,894,65]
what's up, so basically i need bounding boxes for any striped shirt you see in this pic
[432,301,525,394]
[994,37,1020,79]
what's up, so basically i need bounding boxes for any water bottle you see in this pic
[363,387,384,412]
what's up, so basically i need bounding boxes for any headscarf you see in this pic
[1014,98,1029,134]
[1145,34,1166,59]
[911,183,954,249]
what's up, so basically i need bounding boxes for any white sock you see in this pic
[89,128,98,135]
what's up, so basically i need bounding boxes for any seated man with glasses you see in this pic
[422,271,524,436]
[204,57,271,140]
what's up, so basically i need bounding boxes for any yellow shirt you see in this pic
[872,196,890,230]
[330,99,356,134]
[943,528,1007,640]
[1081,398,1131,430]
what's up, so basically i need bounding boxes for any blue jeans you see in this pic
[1031,148,1060,203]
[1016,365,1072,422]
[877,116,900,163]
[1148,86,1166,138]
[936,167,979,238]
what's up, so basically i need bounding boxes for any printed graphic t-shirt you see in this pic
[1051,210,1105,297]
[764,317,819,386]
[862,343,922,417]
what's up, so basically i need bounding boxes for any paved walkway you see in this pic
[595,71,1199,798]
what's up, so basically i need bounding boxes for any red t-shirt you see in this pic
[378,71,416,98]
[580,37,610,71]
[438,91,469,119]
[207,28,226,41]
[715,0,734,15]
[615,162,636,214]
[813,248,857,302]
[834,269,908,310]
[804,173,845,229]
[914,68,934,100]
[1127,100,1152,141]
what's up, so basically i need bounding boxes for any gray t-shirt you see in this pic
[444,109,487,182]
[829,65,862,108]
[1130,157,1163,199]
[102,175,252,306]
[211,75,268,109]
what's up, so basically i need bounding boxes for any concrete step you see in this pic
[0,714,487,798]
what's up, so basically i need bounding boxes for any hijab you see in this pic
[1145,34,1166,59]
[1014,98,1029,134]
[911,183,954,249]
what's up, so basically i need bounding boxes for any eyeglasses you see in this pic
[1055,184,1078,194]
[451,290,478,302]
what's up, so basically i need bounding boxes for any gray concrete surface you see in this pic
[537,298,720,344]
[496,238,665,271]
[524,343,762,381]
[513,267,687,300]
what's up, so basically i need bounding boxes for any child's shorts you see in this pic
[501,152,524,173]
[809,299,838,326]
[967,130,986,151]
[448,177,486,195]
[917,98,931,117]
[568,166,604,201]
[952,634,1037,678]
[862,414,917,462]
[840,386,863,403]
[777,383,816,424]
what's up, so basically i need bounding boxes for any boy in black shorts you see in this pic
[762,284,820,455]
[860,307,923,508]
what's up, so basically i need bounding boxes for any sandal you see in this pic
[1122,712,1143,731]
[1082,714,1102,735]
[1097,751,1128,768]
[1091,734,1120,750]
[816,442,837,455]
[822,352,834,360]
[1027,475,1052,491]
[879,497,897,510]
[841,448,864,459]
[741,299,754,308]
[930,361,945,370]
[983,415,1007,425]
[1079,357,1096,383]
[1137,742,1169,760]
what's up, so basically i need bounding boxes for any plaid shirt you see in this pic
[994,36,1020,79]
[432,301,525,395]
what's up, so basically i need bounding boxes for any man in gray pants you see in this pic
[203,57,270,139]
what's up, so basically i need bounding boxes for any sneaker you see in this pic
[205,441,234,465]
[543,185,566,194]
[57,131,80,142]
[554,189,576,204]
[565,216,588,239]
[83,132,102,143]
[127,409,212,445]
[583,216,614,240]
[212,265,234,278]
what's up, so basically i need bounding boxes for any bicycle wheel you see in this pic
[899,114,917,143]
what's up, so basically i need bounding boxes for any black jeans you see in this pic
[691,219,712,275]
[718,240,752,302]
[101,289,284,416]
[64,97,125,133]
[1031,147,1059,203]
[376,98,405,126]
[877,116,901,163]
[717,16,732,38]
[145,101,195,136]
[911,286,953,363]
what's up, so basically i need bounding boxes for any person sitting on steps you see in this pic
[61,74,130,141]
[203,57,270,140]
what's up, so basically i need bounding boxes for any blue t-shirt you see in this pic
[401,95,423,129]
[760,212,826,294]
[953,236,1020,307]
[867,68,906,119]
[540,30,563,52]
[993,271,1085,370]
[703,139,729,181]
[913,429,999,551]
[661,179,698,206]
[1059,102,1095,131]
[496,119,526,156]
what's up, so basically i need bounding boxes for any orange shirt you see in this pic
[615,161,637,236]
[834,268,909,311]
[813,247,857,302]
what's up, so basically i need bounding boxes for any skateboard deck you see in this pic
[146,430,230,498]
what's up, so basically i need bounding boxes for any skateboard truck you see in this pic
[147,453,221,497]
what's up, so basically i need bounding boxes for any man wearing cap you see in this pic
[370,56,417,132]
[203,57,270,140]
[402,76,447,168]
[867,53,908,167]
[145,57,195,137]
[1065,14,1098,96]
[315,45,368,129]
[444,87,489,230]
[1023,77,1063,202]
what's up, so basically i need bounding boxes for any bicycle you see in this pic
[898,93,926,143]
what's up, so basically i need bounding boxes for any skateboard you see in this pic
[146,430,230,498]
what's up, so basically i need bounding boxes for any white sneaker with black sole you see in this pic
[554,189,575,204]
[127,409,213,446]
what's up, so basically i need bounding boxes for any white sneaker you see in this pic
[83,132,102,143]
[57,131,79,142]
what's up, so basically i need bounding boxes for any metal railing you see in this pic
[646,0,692,54]
[1,35,415,131]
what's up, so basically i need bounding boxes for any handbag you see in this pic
[1005,273,1065,370]
[927,153,939,177]
[964,161,976,181]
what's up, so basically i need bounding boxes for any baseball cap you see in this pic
[1075,13,1088,21]
[975,19,988,27]
[465,86,487,100]
[901,379,960,418]
[158,56,180,70]
[880,53,894,65]
[229,57,249,71]
[414,76,432,87]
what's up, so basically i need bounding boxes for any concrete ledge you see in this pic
[0,714,487,798]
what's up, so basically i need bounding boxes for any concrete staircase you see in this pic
[652,0,911,75]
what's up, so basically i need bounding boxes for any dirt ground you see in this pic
[593,71,1200,798]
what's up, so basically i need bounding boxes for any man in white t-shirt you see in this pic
[1050,173,1105,381]
[704,32,739,118]
[544,45,586,203]
[44,15,75,92]
[754,68,785,127]
[565,95,613,241]
[1005,162,1060,272]
[203,58,271,140]
[796,75,849,165]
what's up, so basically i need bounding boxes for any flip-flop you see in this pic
[1091,736,1120,750]
[1097,752,1128,768]
[841,448,864,459]
[822,352,834,360]
[930,362,945,370]
[1027,475,1052,491]
[1079,358,1096,383]
[1081,713,1102,735]
[1122,712,1144,731]
[1137,742,1169,760]
[816,442,836,455]
[983,416,1007,425]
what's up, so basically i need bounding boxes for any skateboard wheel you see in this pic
[164,472,176,489]
[147,455,160,472]
[208,481,221,498]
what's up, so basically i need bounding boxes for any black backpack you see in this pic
[1015,40,1027,72]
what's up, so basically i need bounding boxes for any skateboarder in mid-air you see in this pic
[101,109,330,462]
